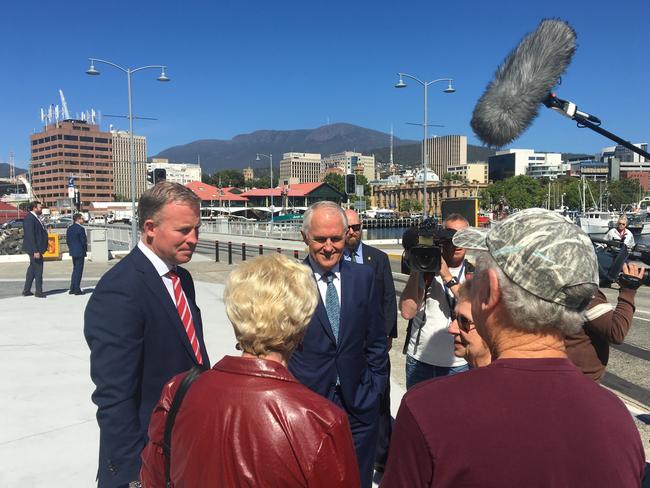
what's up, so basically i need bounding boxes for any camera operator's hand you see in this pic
[439,256,452,283]
[618,263,645,290]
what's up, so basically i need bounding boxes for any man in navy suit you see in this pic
[343,209,397,473]
[66,213,87,295]
[289,201,388,488]
[84,182,210,488]
[22,200,49,298]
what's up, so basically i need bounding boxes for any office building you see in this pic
[148,158,202,185]
[111,129,148,200]
[488,149,562,181]
[322,151,376,181]
[243,167,254,183]
[425,135,467,180]
[30,119,113,211]
[279,152,322,184]
[446,162,488,184]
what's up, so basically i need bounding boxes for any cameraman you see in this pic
[565,262,644,382]
[399,214,473,389]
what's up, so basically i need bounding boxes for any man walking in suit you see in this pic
[84,182,210,488]
[22,200,48,298]
[289,201,388,488]
[66,213,87,295]
[343,209,397,473]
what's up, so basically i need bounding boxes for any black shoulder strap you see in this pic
[163,365,208,485]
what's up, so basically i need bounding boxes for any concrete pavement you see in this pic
[0,253,648,486]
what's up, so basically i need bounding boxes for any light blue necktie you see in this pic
[323,272,340,342]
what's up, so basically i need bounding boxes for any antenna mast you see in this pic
[59,89,71,120]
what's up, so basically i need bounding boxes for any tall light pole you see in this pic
[395,73,455,218]
[256,153,274,225]
[86,58,170,249]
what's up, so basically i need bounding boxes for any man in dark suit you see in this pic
[66,213,88,295]
[344,209,397,473]
[84,182,210,488]
[22,200,48,298]
[289,201,388,488]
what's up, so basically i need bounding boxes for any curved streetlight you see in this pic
[395,72,455,218]
[255,153,274,226]
[86,58,170,249]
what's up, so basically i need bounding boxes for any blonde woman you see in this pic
[141,254,359,487]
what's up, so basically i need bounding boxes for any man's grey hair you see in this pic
[301,201,348,234]
[443,213,469,226]
[617,214,629,225]
[474,252,596,335]
[138,181,201,231]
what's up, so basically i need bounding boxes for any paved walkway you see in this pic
[0,255,647,485]
[0,256,403,486]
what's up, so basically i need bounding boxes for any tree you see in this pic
[481,175,545,210]
[114,194,130,202]
[324,173,345,193]
[353,174,373,196]
[609,178,642,210]
[400,199,423,212]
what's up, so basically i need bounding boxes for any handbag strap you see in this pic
[162,364,208,486]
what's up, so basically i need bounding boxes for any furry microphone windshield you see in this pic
[470,19,577,147]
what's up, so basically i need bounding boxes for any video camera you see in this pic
[592,237,650,287]
[408,218,457,274]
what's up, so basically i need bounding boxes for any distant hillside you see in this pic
[155,123,416,173]
[370,143,497,166]
[0,163,28,178]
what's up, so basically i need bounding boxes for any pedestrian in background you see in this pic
[22,200,48,298]
[66,213,87,295]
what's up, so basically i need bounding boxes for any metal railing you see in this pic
[200,220,302,240]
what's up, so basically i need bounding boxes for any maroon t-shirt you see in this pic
[382,358,645,487]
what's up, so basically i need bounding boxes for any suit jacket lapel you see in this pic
[133,247,198,362]
[339,260,351,344]
[303,257,336,344]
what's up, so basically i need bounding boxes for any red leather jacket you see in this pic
[141,356,360,487]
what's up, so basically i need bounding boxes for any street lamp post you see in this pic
[86,58,170,249]
[395,73,455,218]
[256,153,274,226]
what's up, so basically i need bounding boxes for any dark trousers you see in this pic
[331,387,379,488]
[375,357,392,466]
[70,256,85,292]
[23,254,44,294]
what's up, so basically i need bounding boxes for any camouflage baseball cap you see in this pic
[452,208,598,309]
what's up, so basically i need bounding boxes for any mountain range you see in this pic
[155,123,418,173]
[0,163,27,179]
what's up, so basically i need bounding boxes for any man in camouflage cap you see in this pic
[382,208,645,487]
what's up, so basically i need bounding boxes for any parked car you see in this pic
[48,217,73,229]
[1,218,24,229]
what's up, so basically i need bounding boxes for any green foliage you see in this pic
[356,174,370,196]
[482,175,546,209]
[608,178,642,210]
[324,173,345,193]
[113,194,130,202]
[399,199,423,212]
[442,172,466,183]
[204,170,245,188]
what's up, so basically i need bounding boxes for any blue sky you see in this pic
[2,0,648,168]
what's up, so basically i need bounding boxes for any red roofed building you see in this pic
[241,182,345,208]
[185,182,248,216]
[0,201,27,225]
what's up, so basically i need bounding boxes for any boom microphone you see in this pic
[470,19,577,147]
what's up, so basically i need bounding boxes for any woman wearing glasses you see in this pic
[605,215,635,250]
[447,280,492,368]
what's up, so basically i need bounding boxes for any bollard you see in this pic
[228,241,233,265]
[293,250,299,259]
[242,242,247,261]
[258,244,263,255]
[276,247,282,254]
[215,240,220,262]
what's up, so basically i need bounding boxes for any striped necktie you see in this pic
[167,270,203,364]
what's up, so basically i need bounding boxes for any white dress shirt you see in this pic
[308,255,341,307]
